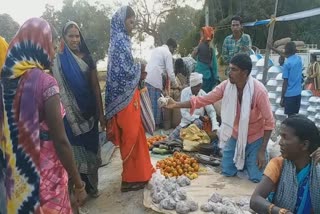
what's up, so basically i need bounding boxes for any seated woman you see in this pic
[250,114,320,214]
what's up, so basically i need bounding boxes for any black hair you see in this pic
[282,114,320,153]
[279,55,285,66]
[285,41,296,55]
[126,6,135,20]
[231,16,242,24]
[230,53,252,75]
[174,58,186,76]
[166,38,177,49]
[63,23,78,36]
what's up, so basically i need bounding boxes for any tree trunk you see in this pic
[153,33,163,47]
[228,0,233,17]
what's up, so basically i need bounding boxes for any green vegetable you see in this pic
[152,148,170,155]
[159,144,169,150]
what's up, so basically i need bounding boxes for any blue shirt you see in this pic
[282,54,303,97]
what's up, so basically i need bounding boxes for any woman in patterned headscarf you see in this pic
[0,18,86,214]
[105,6,154,192]
[52,20,104,198]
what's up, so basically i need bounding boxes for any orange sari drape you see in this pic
[108,89,154,182]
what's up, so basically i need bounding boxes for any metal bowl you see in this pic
[268,66,281,79]
[308,116,315,122]
[256,58,274,67]
[308,96,320,105]
[256,73,263,81]
[299,109,308,115]
[268,92,277,103]
[275,73,283,81]
[307,106,317,117]
[251,69,258,77]
[271,104,278,112]
[315,113,320,123]
[275,109,286,121]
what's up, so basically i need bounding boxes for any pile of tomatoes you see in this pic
[147,135,167,149]
[156,152,200,180]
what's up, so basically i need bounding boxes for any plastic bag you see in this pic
[177,175,191,187]
[160,197,176,210]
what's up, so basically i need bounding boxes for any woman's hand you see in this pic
[74,182,87,206]
[257,148,267,169]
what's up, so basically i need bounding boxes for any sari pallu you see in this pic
[271,160,320,213]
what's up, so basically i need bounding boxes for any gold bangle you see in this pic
[268,204,275,214]
[279,208,289,214]
[74,181,86,193]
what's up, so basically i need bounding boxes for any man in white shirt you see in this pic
[146,38,178,127]
[169,72,219,140]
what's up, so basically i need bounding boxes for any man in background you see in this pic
[222,16,252,74]
[280,42,303,116]
[145,38,178,128]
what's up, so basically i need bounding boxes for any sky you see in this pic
[0,0,204,67]
[0,0,203,24]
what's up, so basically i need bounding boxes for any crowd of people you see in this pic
[0,5,319,214]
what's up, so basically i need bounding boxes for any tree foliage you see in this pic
[130,0,188,46]
[42,0,111,61]
[0,14,20,41]
[179,0,320,57]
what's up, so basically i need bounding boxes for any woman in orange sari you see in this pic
[105,6,154,192]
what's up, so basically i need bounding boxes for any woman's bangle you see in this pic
[74,181,86,193]
[268,204,275,214]
[279,208,289,214]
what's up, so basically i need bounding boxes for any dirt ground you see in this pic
[82,149,158,214]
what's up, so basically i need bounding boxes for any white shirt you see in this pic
[180,87,219,131]
[145,45,177,90]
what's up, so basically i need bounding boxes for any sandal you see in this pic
[121,182,146,192]
[195,154,221,166]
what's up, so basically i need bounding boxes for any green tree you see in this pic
[179,0,320,59]
[42,0,111,61]
[0,14,20,41]
[157,6,199,46]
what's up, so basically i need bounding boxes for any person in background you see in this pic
[192,26,219,93]
[169,72,219,140]
[145,38,178,128]
[222,16,252,74]
[165,54,275,183]
[174,56,196,88]
[105,6,154,192]
[278,55,285,67]
[250,115,320,214]
[52,21,104,198]
[280,42,303,117]
[0,18,86,214]
[306,54,320,96]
